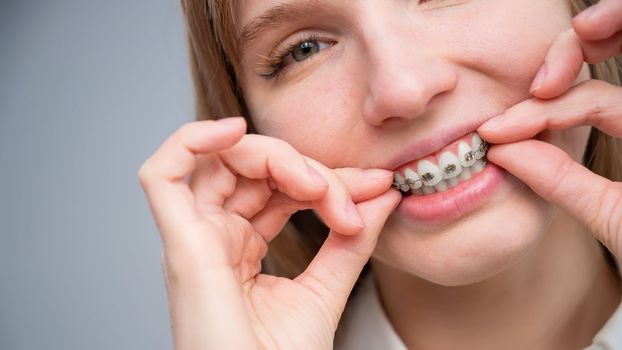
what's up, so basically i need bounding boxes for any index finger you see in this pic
[478,79,622,144]
[528,28,622,99]
[138,118,247,242]
[573,0,622,41]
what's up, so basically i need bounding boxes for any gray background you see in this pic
[1,0,193,349]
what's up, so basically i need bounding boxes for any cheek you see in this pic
[246,66,361,167]
[447,1,573,96]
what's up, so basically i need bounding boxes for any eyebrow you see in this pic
[237,1,321,58]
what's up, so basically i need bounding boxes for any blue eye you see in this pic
[290,40,320,62]
[258,35,334,80]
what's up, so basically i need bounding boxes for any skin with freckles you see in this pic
[235,0,621,348]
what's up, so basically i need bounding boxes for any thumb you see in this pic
[487,140,622,258]
[295,189,401,318]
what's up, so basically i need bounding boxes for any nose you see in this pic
[361,19,457,126]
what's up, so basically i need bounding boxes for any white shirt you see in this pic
[334,274,622,350]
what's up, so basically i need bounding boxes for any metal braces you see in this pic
[420,172,435,182]
[391,141,489,192]
[463,151,475,162]
[443,164,457,174]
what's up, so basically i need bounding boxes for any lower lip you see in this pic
[396,162,506,224]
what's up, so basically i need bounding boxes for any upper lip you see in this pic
[383,115,494,171]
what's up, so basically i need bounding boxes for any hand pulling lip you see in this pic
[382,115,496,172]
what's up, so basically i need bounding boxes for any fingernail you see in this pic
[345,201,365,229]
[366,169,393,180]
[530,63,548,94]
[479,115,505,132]
[575,5,598,22]
[306,164,328,188]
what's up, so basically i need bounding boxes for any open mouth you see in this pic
[392,132,489,196]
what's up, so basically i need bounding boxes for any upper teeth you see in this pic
[417,160,442,186]
[472,133,488,160]
[439,151,461,179]
[392,134,489,195]
[403,168,422,190]
[458,142,476,167]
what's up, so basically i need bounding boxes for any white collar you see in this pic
[334,273,406,350]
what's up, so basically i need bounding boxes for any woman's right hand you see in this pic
[138,117,400,350]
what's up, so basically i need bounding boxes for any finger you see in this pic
[249,168,395,241]
[529,29,584,99]
[247,191,308,241]
[215,137,365,234]
[332,168,395,202]
[218,134,329,202]
[305,159,381,235]
[222,177,273,219]
[487,140,622,257]
[142,118,246,183]
[190,134,328,208]
[478,80,622,144]
[138,118,247,243]
[295,189,401,320]
[573,0,622,41]
[189,154,238,210]
[579,30,622,64]
[529,28,622,99]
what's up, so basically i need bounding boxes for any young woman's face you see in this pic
[236,0,591,285]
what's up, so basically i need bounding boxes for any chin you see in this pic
[372,175,556,287]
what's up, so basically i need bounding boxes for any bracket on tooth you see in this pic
[420,172,435,182]
[479,141,489,154]
[464,151,474,162]
[443,164,457,174]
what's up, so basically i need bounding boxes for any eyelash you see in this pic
[254,1,447,80]
[257,34,332,80]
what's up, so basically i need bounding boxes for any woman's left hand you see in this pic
[477,0,622,258]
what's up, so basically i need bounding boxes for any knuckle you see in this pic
[243,134,287,157]
[174,120,214,143]
[543,156,576,199]
[177,121,197,136]
[256,135,306,169]
[332,167,353,180]
[258,134,296,154]
[270,137,297,156]
[269,193,300,214]
[137,159,155,187]
[581,80,615,125]
[558,27,575,41]
[593,182,622,254]
[505,98,534,119]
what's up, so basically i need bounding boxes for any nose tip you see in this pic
[363,80,432,126]
[362,64,457,126]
